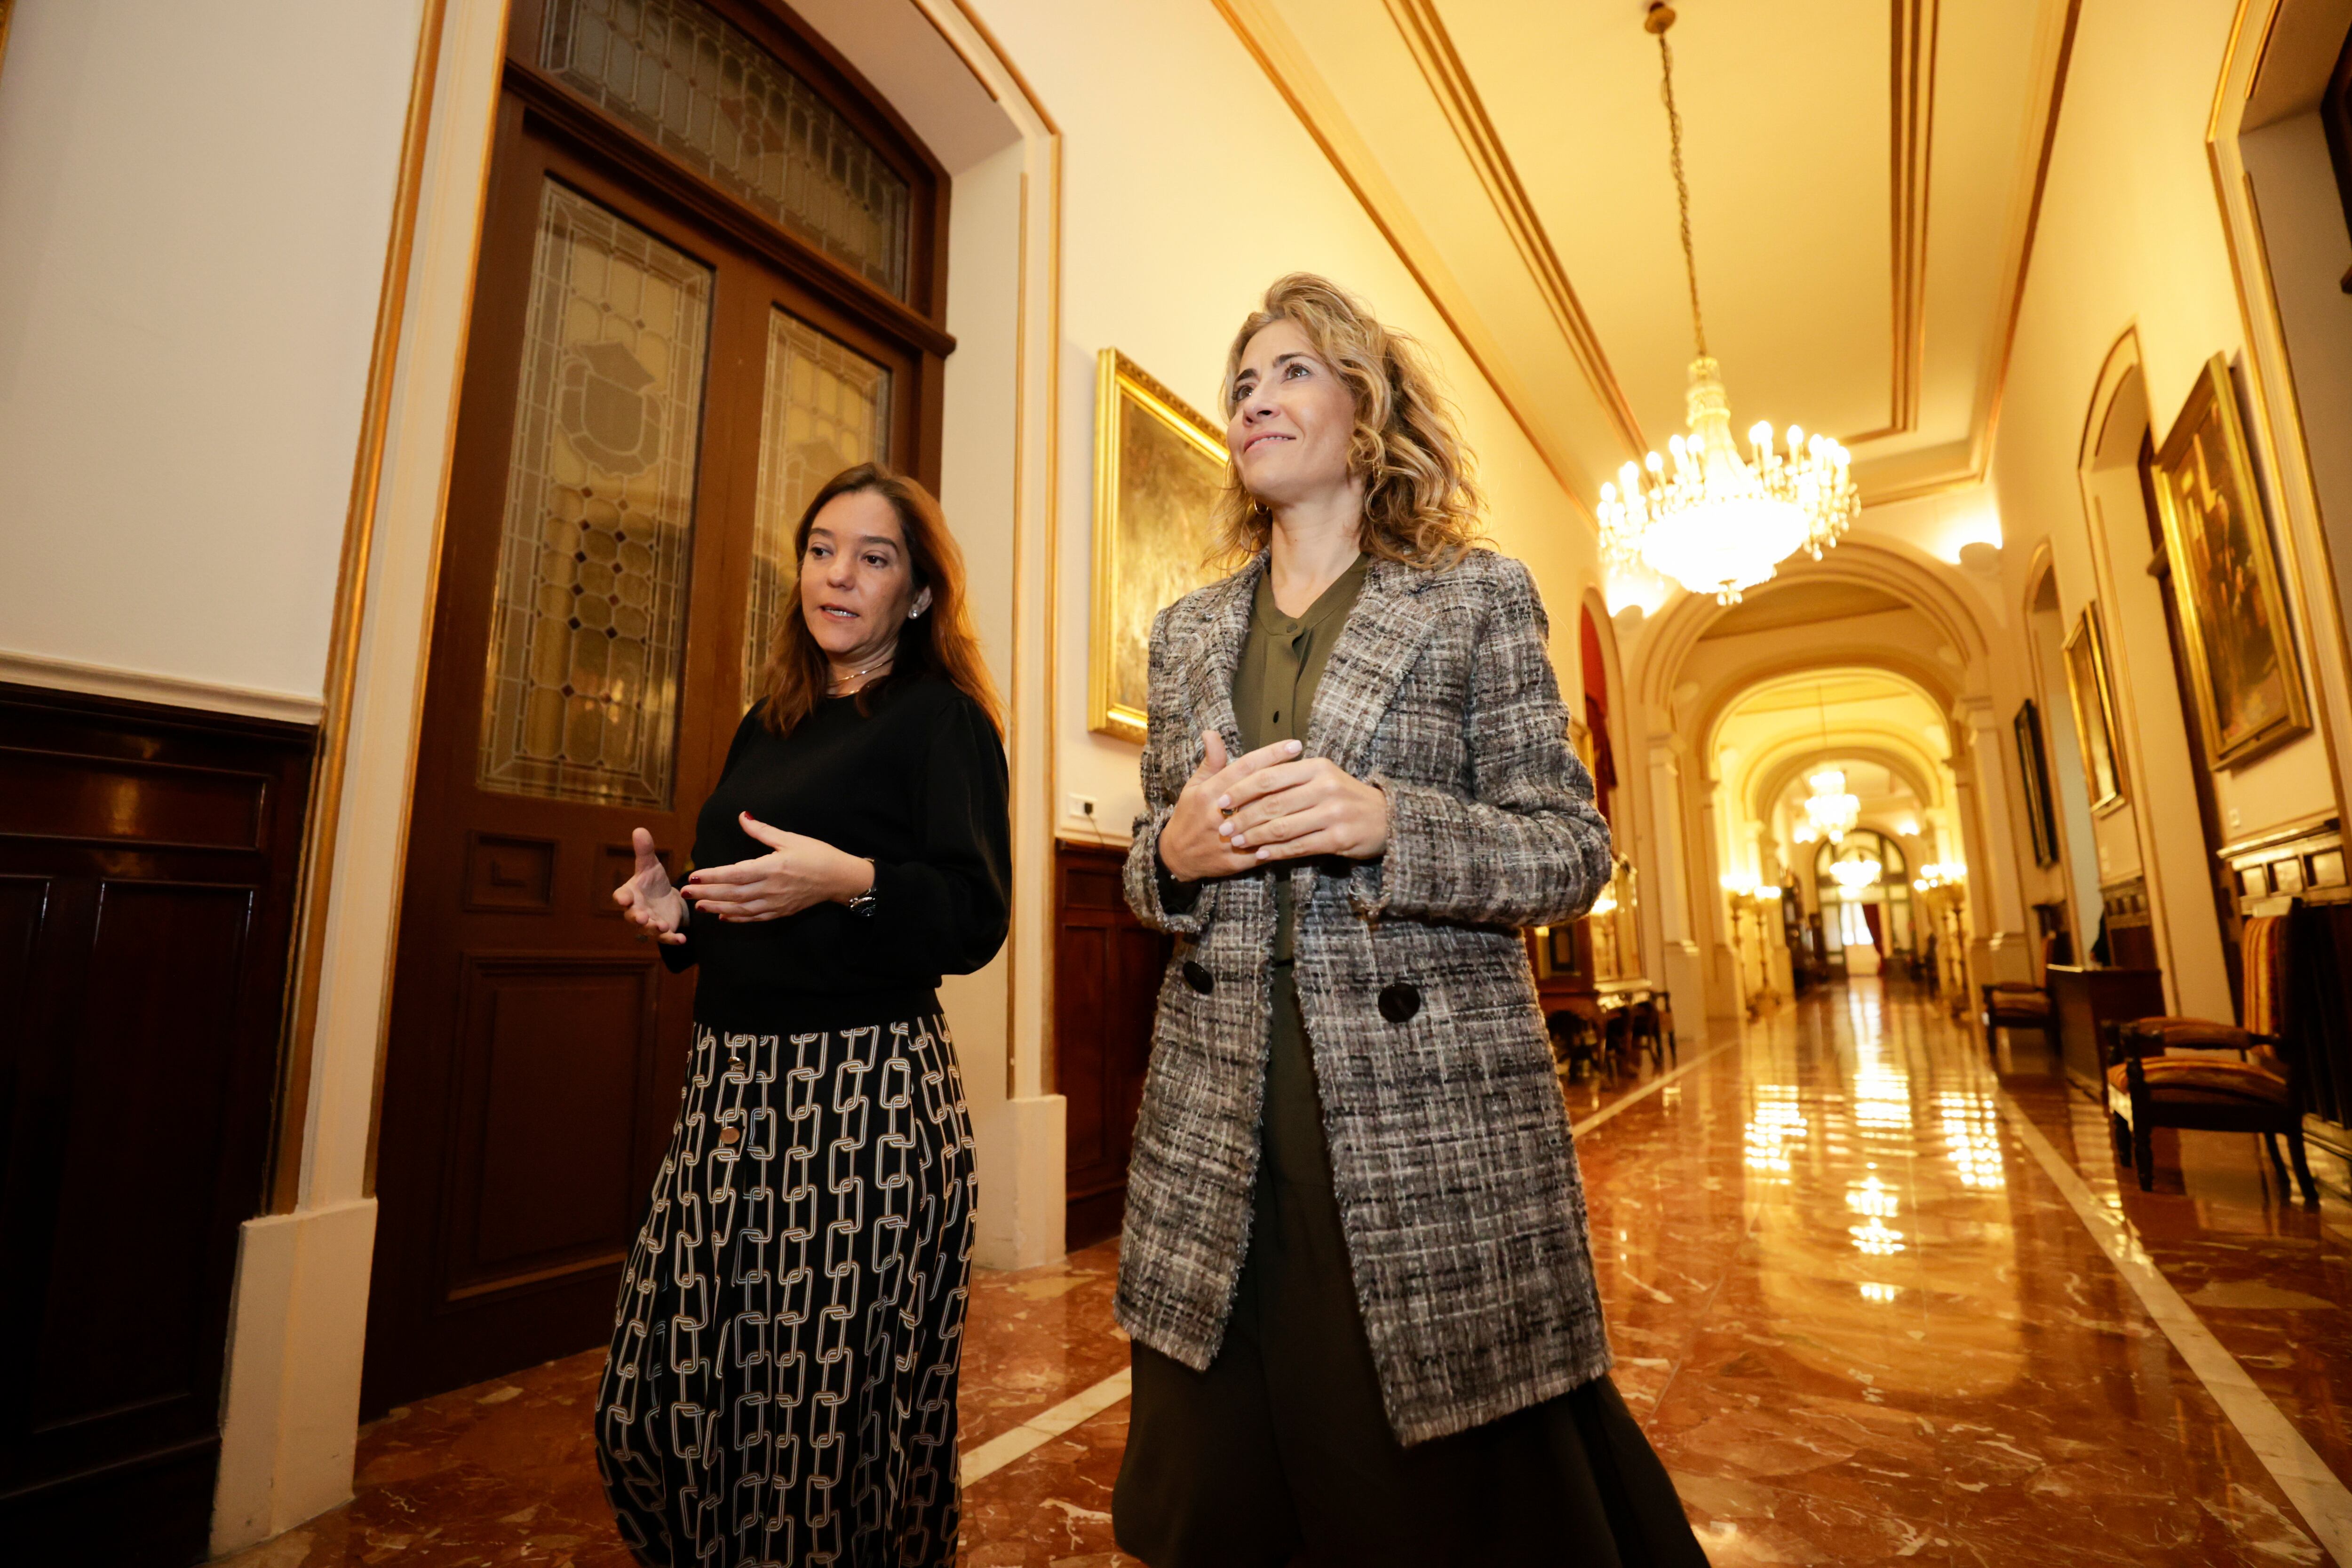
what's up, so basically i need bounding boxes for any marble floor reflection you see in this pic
[218,979,2352,1566]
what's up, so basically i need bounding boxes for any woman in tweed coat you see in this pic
[1110,276,1703,1568]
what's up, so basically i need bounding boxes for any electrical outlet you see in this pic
[1067,794,1098,822]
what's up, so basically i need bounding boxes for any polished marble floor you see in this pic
[217,979,2352,1566]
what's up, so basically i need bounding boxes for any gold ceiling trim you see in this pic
[1221,0,2079,513]
[1212,0,1592,514]
[1846,0,1939,446]
[1381,0,1646,455]
[1944,0,2084,498]
[1856,0,2081,504]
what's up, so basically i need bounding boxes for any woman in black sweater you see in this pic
[596,463,1009,1568]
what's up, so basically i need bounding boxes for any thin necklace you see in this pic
[829,648,896,692]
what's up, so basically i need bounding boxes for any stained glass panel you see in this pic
[542,0,913,300]
[742,311,892,709]
[478,179,712,808]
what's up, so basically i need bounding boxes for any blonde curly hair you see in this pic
[1214,273,1482,569]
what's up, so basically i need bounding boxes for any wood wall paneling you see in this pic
[2296,902,2352,1130]
[2099,876,2161,971]
[1055,842,1168,1249]
[0,684,312,1566]
[2224,815,2346,907]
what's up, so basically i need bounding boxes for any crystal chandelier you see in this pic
[1597,3,1859,605]
[1795,685,1858,844]
[1804,768,1859,843]
[1827,852,1883,893]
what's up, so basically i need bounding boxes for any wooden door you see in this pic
[363,97,916,1411]
[1055,843,1170,1249]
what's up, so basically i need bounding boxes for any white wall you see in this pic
[953,0,1600,848]
[0,0,422,707]
[1989,0,2338,853]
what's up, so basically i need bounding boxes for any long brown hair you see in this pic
[1214,273,1483,569]
[758,463,1002,737]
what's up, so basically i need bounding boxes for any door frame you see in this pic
[215,1,1063,1547]
[363,0,953,1412]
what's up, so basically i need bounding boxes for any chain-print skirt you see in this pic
[596,1011,976,1568]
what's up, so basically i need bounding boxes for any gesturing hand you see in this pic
[1157,731,1308,883]
[1216,752,1389,864]
[681,812,873,922]
[612,826,689,944]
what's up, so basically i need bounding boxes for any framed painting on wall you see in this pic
[2063,605,2127,817]
[2014,699,2061,867]
[2147,353,2310,768]
[1090,349,1228,744]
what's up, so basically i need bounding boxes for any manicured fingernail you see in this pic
[1216,796,1230,810]
[1286,740,1302,754]
[1232,835,1247,847]
[1255,847,1270,859]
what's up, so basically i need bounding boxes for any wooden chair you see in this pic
[1546,1001,1606,1083]
[1979,932,2063,1056]
[1625,992,1672,1072]
[2099,908,2317,1204]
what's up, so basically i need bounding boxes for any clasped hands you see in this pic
[1157,730,1389,883]
[612,817,874,942]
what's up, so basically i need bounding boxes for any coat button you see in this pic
[1378,981,1421,1023]
[718,1123,741,1146]
[1183,959,1216,995]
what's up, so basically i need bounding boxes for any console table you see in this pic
[2047,965,2167,1098]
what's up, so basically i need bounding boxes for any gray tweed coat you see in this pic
[1117,547,1616,1446]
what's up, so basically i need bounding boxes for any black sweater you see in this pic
[662,676,1010,1025]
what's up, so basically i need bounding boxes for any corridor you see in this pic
[215,986,2352,1567]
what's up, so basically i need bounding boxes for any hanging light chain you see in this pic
[1596,3,1859,605]
[1655,22,1708,359]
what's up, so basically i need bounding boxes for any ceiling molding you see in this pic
[1633,541,1993,717]
[1952,0,2086,494]
[1223,0,2082,514]
[1847,0,1938,446]
[1213,0,1594,515]
[1380,0,1646,454]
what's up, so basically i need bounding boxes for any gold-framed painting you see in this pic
[2063,605,2127,817]
[1090,349,1228,744]
[2147,353,2310,769]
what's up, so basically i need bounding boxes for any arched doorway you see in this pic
[2074,333,2232,1017]
[1813,830,1913,979]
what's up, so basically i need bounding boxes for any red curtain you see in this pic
[1861,902,1886,955]
[1580,609,1615,824]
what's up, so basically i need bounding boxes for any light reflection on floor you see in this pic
[216,978,2352,1567]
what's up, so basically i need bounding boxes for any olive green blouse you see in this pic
[1232,554,1371,962]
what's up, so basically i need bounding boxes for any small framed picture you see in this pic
[2063,605,2126,816]
[2014,700,2060,868]
[1089,350,1228,744]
